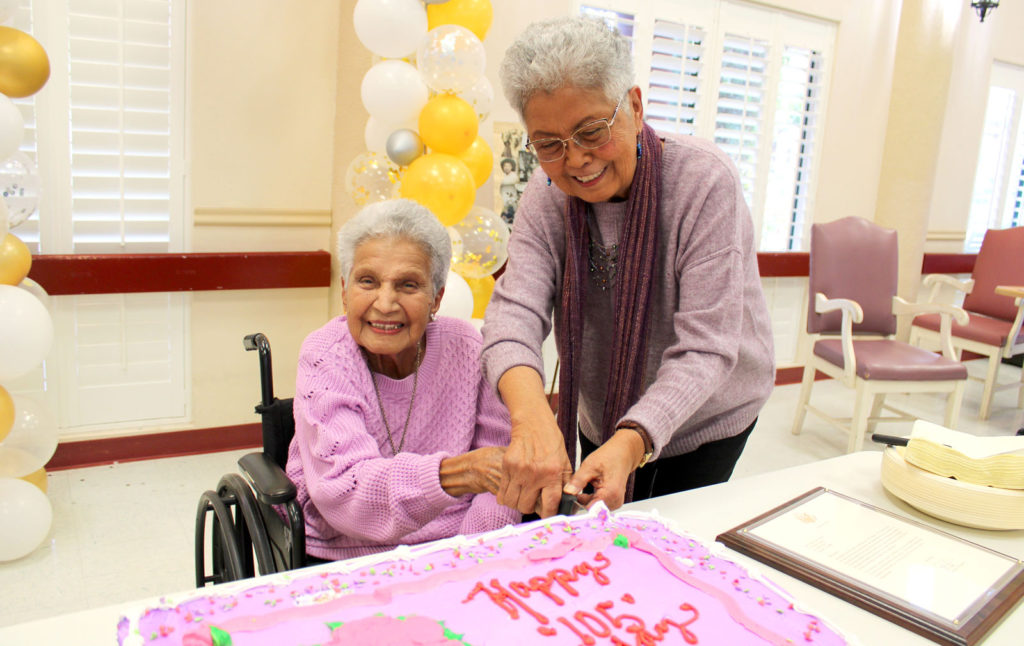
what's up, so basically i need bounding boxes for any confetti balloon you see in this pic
[418,94,477,155]
[416,25,485,94]
[0,151,39,229]
[450,205,509,278]
[457,75,493,123]
[399,153,475,226]
[0,393,57,479]
[426,0,493,41]
[345,151,401,206]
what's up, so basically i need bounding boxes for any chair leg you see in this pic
[867,394,885,434]
[979,353,1001,421]
[1018,366,1024,409]
[848,382,872,454]
[945,380,965,429]
[791,365,816,435]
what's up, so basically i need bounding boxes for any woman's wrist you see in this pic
[615,422,653,470]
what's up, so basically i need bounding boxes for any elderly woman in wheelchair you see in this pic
[285,198,521,564]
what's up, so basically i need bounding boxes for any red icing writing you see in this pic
[462,549,702,644]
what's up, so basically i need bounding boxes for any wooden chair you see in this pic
[910,227,1024,420]
[791,217,969,453]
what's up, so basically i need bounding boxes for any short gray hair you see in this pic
[337,199,451,295]
[499,16,635,121]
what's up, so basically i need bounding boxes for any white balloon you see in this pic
[353,0,427,59]
[0,285,54,381]
[360,60,429,127]
[0,477,52,562]
[0,94,23,162]
[0,393,58,478]
[17,276,49,309]
[0,0,17,25]
[436,270,473,321]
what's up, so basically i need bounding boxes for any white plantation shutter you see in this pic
[646,20,706,136]
[714,33,767,207]
[575,0,834,251]
[7,1,188,432]
[68,0,180,253]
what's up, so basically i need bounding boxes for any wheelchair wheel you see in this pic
[194,490,246,587]
[217,473,277,577]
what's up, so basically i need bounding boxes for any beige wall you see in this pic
[107,0,1023,436]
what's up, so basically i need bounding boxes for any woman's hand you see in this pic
[439,446,505,497]
[564,428,645,511]
[496,366,572,517]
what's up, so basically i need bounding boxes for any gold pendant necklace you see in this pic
[368,339,423,456]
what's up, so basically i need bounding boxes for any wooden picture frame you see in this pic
[716,488,1024,646]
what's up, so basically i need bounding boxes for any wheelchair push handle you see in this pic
[243,333,275,408]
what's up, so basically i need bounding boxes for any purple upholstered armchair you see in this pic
[791,217,969,453]
[910,226,1024,420]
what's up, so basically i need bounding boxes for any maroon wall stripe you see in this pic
[27,251,332,296]
[47,424,262,471]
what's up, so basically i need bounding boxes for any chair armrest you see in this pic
[921,274,974,303]
[896,297,967,358]
[239,452,297,505]
[815,293,862,385]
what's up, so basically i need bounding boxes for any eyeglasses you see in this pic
[525,94,625,163]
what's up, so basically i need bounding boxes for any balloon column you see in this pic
[0,13,56,563]
[350,0,508,323]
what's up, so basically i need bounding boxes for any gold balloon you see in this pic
[458,136,492,188]
[427,0,493,41]
[20,467,47,493]
[0,27,50,98]
[0,385,12,443]
[0,232,31,285]
[399,153,476,227]
[418,94,478,155]
[464,275,495,319]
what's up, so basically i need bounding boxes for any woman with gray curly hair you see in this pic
[481,17,775,516]
[286,198,520,562]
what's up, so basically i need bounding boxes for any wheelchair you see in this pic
[194,333,306,587]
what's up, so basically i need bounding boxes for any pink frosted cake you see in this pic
[118,506,846,645]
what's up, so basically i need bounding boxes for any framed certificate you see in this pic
[716,488,1024,646]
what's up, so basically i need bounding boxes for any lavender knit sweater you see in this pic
[481,133,775,460]
[286,316,520,561]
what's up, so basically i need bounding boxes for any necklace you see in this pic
[587,208,618,291]
[368,340,424,456]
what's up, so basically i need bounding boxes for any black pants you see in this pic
[579,418,756,502]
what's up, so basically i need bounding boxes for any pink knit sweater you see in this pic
[286,316,520,561]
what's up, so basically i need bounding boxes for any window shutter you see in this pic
[67,0,176,253]
[714,32,767,207]
[646,20,706,136]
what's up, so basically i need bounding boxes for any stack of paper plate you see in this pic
[880,446,1024,531]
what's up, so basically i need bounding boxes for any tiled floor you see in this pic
[0,361,1021,628]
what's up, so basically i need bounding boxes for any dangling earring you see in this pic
[636,139,642,159]
[546,176,552,186]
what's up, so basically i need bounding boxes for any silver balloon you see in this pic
[386,129,425,167]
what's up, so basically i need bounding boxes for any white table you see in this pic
[0,452,1020,645]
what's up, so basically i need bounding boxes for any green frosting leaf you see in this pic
[613,533,630,548]
[210,625,233,646]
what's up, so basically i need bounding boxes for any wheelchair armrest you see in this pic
[239,452,297,505]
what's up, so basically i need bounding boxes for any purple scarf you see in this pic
[556,122,661,503]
